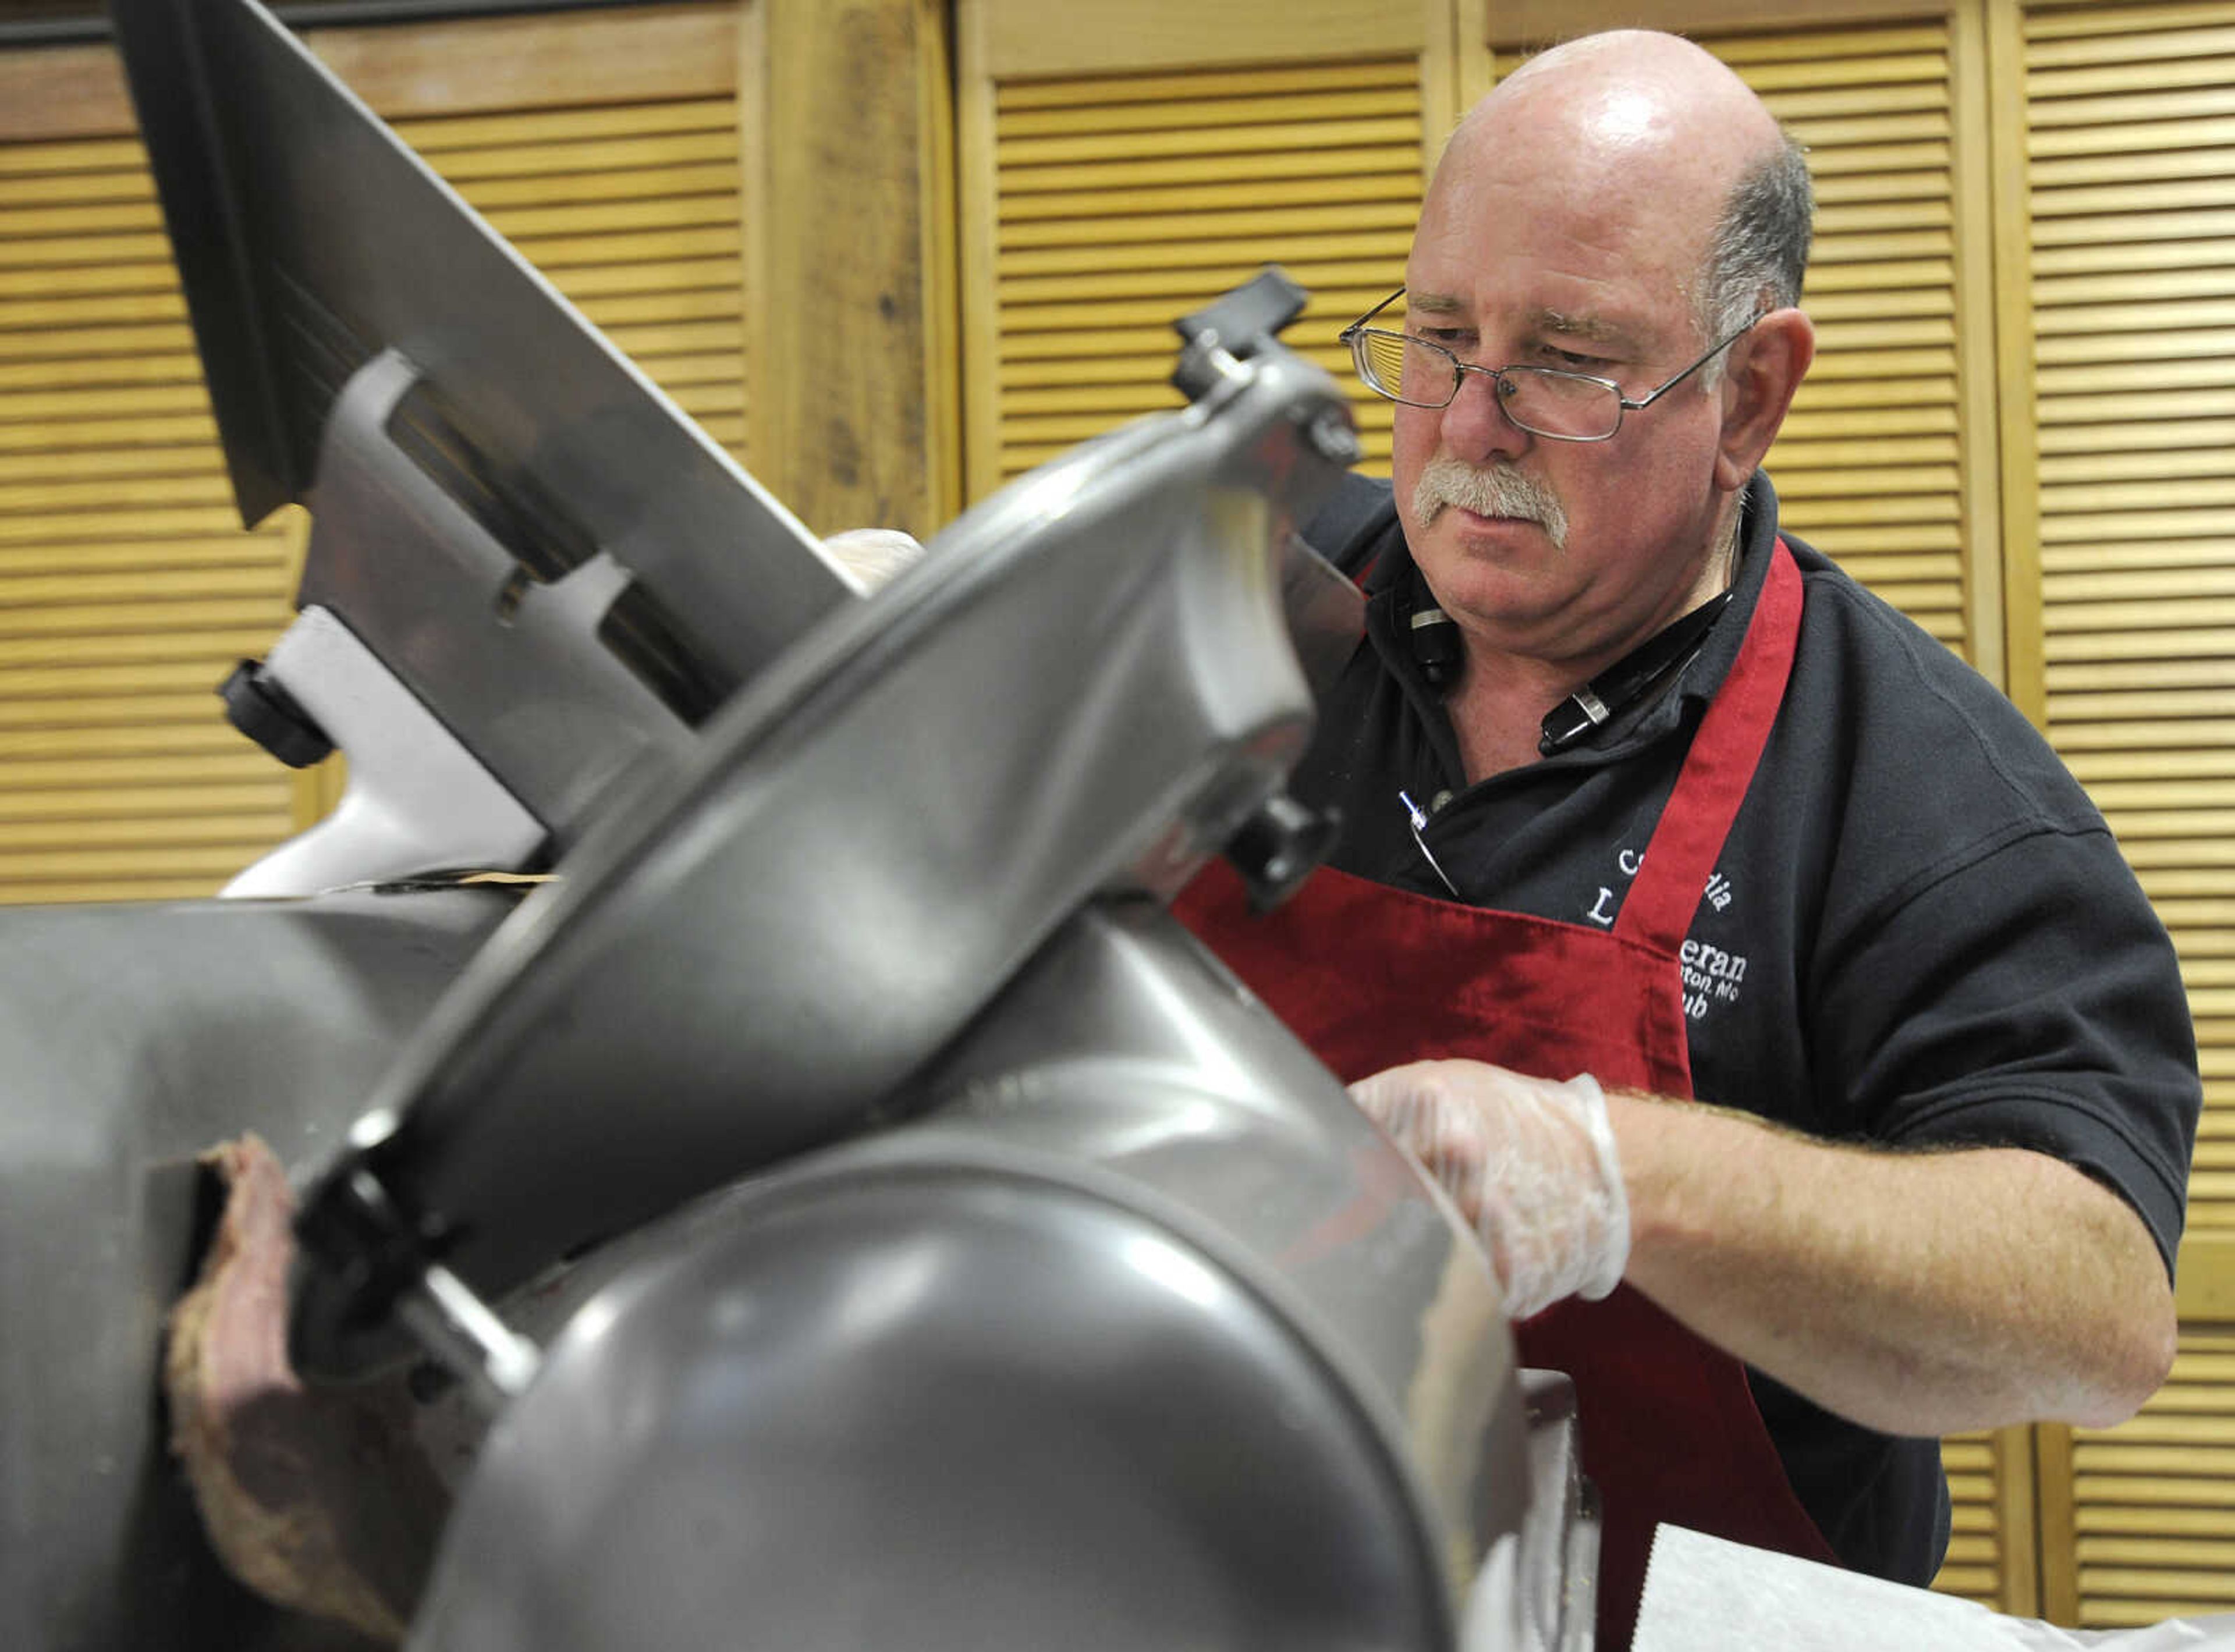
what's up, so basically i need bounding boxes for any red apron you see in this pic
[1175,541,1834,1649]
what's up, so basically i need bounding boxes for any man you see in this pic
[1175,28,2198,1648]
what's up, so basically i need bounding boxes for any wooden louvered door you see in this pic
[0,68,305,903]
[1995,0,2235,1625]
[0,2,754,904]
[956,0,1459,503]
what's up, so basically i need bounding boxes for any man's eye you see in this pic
[1542,346,1606,371]
[1417,328,1473,349]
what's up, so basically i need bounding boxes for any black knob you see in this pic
[218,659,334,768]
[1170,267,1312,402]
[1224,792,1339,912]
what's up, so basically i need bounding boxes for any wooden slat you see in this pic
[1487,2,1946,48]
[999,59,1430,110]
[971,0,1425,80]
[2035,143,2235,192]
[434,160,741,212]
[997,146,1423,196]
[0,42,131,145]
[2030,0,2235,36]
[2176,1231,2235,1317]
[306,5,737,119]
[405,126,741,181]
[999,85,1420,139]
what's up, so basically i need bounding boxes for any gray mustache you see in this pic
[1413,457,1570,549]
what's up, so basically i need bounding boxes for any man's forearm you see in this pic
[1609,1093,2179,1437]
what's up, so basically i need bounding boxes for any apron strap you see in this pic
[1614,538,1803,954]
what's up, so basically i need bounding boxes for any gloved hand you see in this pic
[1350,1059,1631,1319]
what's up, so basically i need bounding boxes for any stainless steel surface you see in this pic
[0,891,509,1652]
[289,351,708,843]
[396,1264,542,1416]
[290,340,1356,1379]
[906,898,1585,1646]
[1506,1372,1601,1652]
[420,1175,1442,1652]
[906,898,1519,1548]
[406,898,1566,1649]
[1283,527,1369,701]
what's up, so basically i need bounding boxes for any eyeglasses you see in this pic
[1338,286,1768,443]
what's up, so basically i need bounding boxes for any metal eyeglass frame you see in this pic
[1337,285,1771,443]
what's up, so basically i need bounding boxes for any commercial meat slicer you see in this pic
[0,0,1599,1646]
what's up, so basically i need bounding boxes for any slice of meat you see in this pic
[164,1134,449,1643]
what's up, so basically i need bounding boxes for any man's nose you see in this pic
[1438,365,1531,463]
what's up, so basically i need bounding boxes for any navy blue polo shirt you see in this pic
[1285,470,2200,1586]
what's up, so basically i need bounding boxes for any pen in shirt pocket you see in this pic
[1399,790,1460,898]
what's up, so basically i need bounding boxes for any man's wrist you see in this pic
[1602,1087,1749,1270]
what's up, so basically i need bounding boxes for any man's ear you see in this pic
[1713,308,1815,493]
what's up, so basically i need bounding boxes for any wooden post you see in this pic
[754,0,958,541]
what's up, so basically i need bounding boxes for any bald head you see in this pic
[1436,30,1811,336]
[1478,29,1779,143]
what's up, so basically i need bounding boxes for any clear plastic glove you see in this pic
[1350,1058,1631,1319]
[822,527,925,591]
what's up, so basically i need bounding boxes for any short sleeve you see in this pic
[1811,825,2199,1273]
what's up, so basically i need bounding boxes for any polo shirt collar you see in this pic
[1359,471,1786,770]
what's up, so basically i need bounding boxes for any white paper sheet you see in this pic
[1635,1525,2235,1651]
